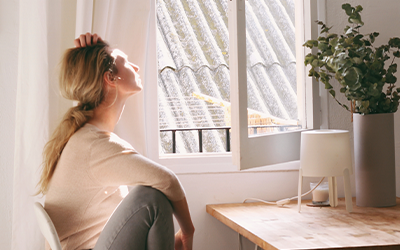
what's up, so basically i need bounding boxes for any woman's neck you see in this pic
[87,97,127,132]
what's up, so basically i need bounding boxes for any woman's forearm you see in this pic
[171,197,195,235]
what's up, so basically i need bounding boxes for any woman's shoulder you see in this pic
[79,123,136,152]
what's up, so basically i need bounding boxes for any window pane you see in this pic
[157,0,230,154]
[246,0,301,137]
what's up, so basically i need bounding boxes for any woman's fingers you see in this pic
[79,34,87,47]
[73,38,81,48]
[85,32,91,46]
[74,33,102,48]
[92,33,99,44]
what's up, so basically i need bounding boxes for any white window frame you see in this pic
[144,0,326,173]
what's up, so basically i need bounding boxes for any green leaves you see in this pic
[326,53,352,73]
[355,5,363,12]
[386,73,397,84]
[342,3,364,26]
[353,34,364,44]
[342,4,353,15]
[311,59,324,68]
[327,33,338,39]
[304,53,317,66]
[318,42,329,51]
[369,32,379,44]
[389,37,400,48]
[352,57,363,64]
[388,64,397,74]
[367,83,380,97]
[356,100,370,114]
[329,37,339,48]
[349,16,364,26]
[314,20,332,34]
[369,34,375,44]
[303,40,318,49]
[343,67,362,90]
[303,3,400,114]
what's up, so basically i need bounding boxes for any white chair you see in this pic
[34,202,62,250]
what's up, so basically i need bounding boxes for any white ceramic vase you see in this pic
[353,113,396,207]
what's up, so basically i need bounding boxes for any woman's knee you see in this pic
[127,185,173,214]
[94,187,174,250]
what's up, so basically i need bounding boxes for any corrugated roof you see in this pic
[157,0,298,154]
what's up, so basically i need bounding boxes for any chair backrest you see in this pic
[33,202,62,250]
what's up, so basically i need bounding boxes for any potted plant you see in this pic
[303,3,400,207]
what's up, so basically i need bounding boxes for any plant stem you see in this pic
[390,52,397,65]
[350,100,354,122]
[333,96,352,113]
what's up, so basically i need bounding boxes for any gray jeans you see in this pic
[93,186,174,250]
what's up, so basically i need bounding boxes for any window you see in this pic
[230,0,321,170]
[145,0,323,171]
[157,0,230,154]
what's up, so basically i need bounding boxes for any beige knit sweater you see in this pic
[44,123,185,250]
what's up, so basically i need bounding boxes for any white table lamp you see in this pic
[298,130,353,212]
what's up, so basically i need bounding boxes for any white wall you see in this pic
[1,1,399,250]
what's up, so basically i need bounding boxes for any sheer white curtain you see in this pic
[12,0,76,249]
[13,1,54,249]
[76,0,156,155]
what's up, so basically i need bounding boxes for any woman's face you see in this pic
[111,49,142,96]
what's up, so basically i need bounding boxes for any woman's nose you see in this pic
[130,63,139,72]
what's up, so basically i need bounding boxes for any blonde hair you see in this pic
[37,41,117,195]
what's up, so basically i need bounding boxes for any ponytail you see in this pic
[36,41,115,195]
[36,105,93,195]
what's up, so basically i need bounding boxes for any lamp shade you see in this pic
[300,130,353,177]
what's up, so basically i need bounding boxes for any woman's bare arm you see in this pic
[171,197,195,250]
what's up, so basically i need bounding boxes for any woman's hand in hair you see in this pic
[74,33,102,48]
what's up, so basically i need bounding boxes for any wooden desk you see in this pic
[206,198,400,250]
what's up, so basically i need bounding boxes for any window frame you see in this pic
[230,0,322,170]
[144,0,326,173]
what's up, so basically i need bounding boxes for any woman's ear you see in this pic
[103,71,117,88]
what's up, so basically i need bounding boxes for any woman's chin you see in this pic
[127,88,143,97]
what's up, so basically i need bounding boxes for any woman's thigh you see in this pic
[93,186,174,250]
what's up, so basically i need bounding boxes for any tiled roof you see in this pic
[157,0,297,153]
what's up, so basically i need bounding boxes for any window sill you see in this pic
[156,152,300,175]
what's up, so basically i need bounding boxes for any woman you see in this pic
[37,33,194,250]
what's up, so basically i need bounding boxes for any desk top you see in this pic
[206,198,400,250]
